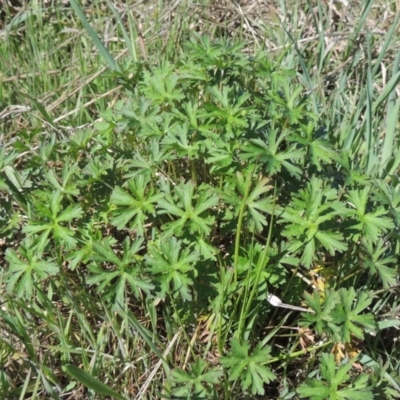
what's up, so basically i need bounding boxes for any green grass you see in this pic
[1,0,400,399]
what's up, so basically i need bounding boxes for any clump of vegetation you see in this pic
[1,1,400,399]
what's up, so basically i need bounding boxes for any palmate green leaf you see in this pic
[145,237,200,301]
[332,288,377,343]
[337,151,371,186]
[204,86,250,138]
[372,179,400,226]
[45,164,80,198]
[239,129,304,178]
[346,188,394,243]
[177,60,210,84]
[65,222,106,271]
[216,179,242,215]
[23,221,76,248]
[260,242,295,285]
[279,178,347,266]
[296,379,331,400]
[141,63,184,104]
[194,237,218,261]
[161,123,200,159]
[158,181,219,237]
[83,154,114,184]
[267,83,314,125]
[246,177,274,233]
[204,139,237,173]
[302,288,376,344]
[173,101,200,129]
[124,139,173,180]
[301,239,316,267]
[297,354,373,400]
[60,202,82,224]
[300,289,341,339]
[120,97,160,126]
[183,34,224,64]
[52,224,81,248]
[5,237,59,299]
[102,271,152,307]
[208,269,237,313]
[169,358,222,398]
[339,375,375,400]
[88,237,153,307]
[22,222,51,237]
[110,175,162,235]
[361,238,398,289]
[220,339,276,396]
[138,112,177,139]
[315,231,348,255]
[291,122,339,171]
[87,264,120,292]
[183,34,248,71]
[23,190,82,248]
[218,172,273,233]
[91,238,124,267]
[360,208,394,243]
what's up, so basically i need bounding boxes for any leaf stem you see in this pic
[238,181,277,340]
[233,173,252,283]
[264,339,333,365]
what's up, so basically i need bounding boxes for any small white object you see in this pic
[267,294,315,313]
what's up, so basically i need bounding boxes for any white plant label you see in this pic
[267,294,315,313]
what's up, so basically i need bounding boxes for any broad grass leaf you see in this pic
[63,364,126,400]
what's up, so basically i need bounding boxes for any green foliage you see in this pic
[87,236,154,308]
[23,190,83,248]
[217,171,274,234]
[145,236,200,301]
[1,28,399,399]
[301,287,377,343]
[345,187,395,243]
[110,175,163,235]
[360,237,398,289]
[239,128,305,178]
[63,364,126,400]
[4,237,59,299]
[167,358,222,398]
[279,177,347,267]
[157,180,219,237]
[220,338,276,396]
[297,354,373,400]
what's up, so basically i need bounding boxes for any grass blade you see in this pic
[105,0,138,63]
[69,0,119,72]
[63,364,126,400]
